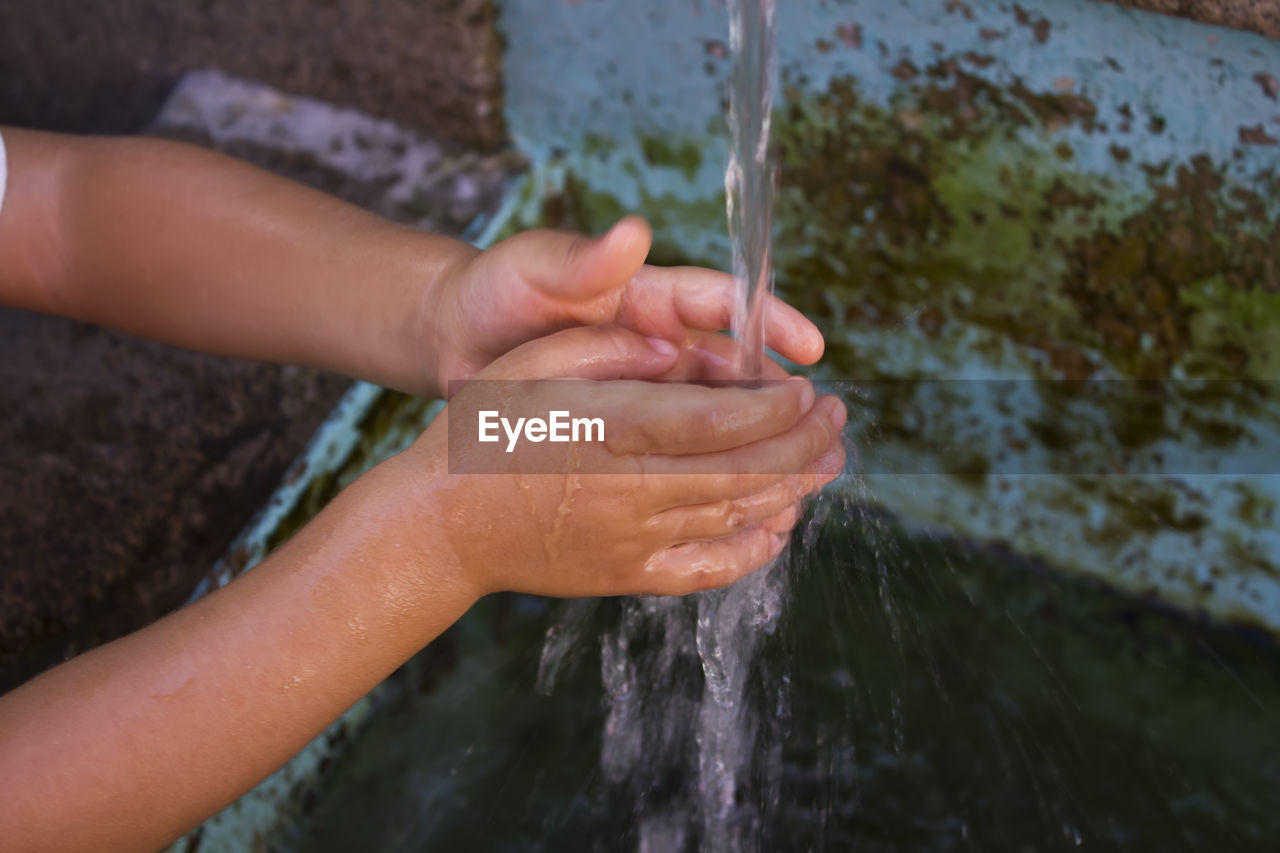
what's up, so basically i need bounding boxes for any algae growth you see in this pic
[517,55,1280,635]
[770,65,1280,384]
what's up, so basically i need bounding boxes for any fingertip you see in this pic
[602,215,653,262]
[807,329,826,363]
[793,326,826,365]
[554,216,651,300]
[787,375,816,414]
[819,394,847,431]
[766,300,826,365]
[763,504,800,536]
[646,336,679,359]
[829,395,848,430]
[810,440,847,487]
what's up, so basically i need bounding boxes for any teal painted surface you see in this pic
[497,0,1280,635]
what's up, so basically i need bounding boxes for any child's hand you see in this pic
[418,216,825,399]
[399,325,845,598]
[0,133,821,404]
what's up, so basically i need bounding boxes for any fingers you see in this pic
[469,327,823,457]
[480,325,678,382]
[504,216,652,301]
[639,329,792,383]
[663,329,795,383]
[602,376,815,455]
[650,475,812,543]
[625,265,825,365]
[648,436,845,544]
[633,440,846,597]
[639,394,847,507]
[761,504,801,536]
[640,524,786,596]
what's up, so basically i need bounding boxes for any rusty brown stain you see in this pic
[891,58,920,80]
[1012,4,1053,43]
[1240,123,1280,144]
[1255,72,1280,100]
[836,23,863,49]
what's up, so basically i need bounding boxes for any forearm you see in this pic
[0,450,475,852]
[0,127,477,396]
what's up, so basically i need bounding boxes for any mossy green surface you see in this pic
[508,59,1280,634]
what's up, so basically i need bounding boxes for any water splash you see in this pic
[537,3,789,849]
[692,3,784,846]
[693,564,787,851]
[539,564,791,852]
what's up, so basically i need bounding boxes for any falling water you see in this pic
[537,4,787,851]
[725,0,777,381]
[693,1,782,846]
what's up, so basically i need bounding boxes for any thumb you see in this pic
[484,326,679,381]
[508,216,653,301]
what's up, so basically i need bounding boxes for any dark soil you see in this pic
[0,314,351,692]
[0,0,505,150]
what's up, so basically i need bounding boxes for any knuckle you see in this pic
[719,499,748,530]
[561,231,592,264]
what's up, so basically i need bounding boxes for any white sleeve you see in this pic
[0,130,7,221]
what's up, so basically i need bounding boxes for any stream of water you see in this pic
[541,3,787,851]
[725,0,777,382]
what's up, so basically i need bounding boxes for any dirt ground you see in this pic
[0,0,505,150]
[0,1,508,692]
[0,315,353,692]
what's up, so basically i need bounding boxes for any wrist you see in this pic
[370,229,479,399]
[374,435,489,605]
[409,237,479,400]
[322,225,477,398]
